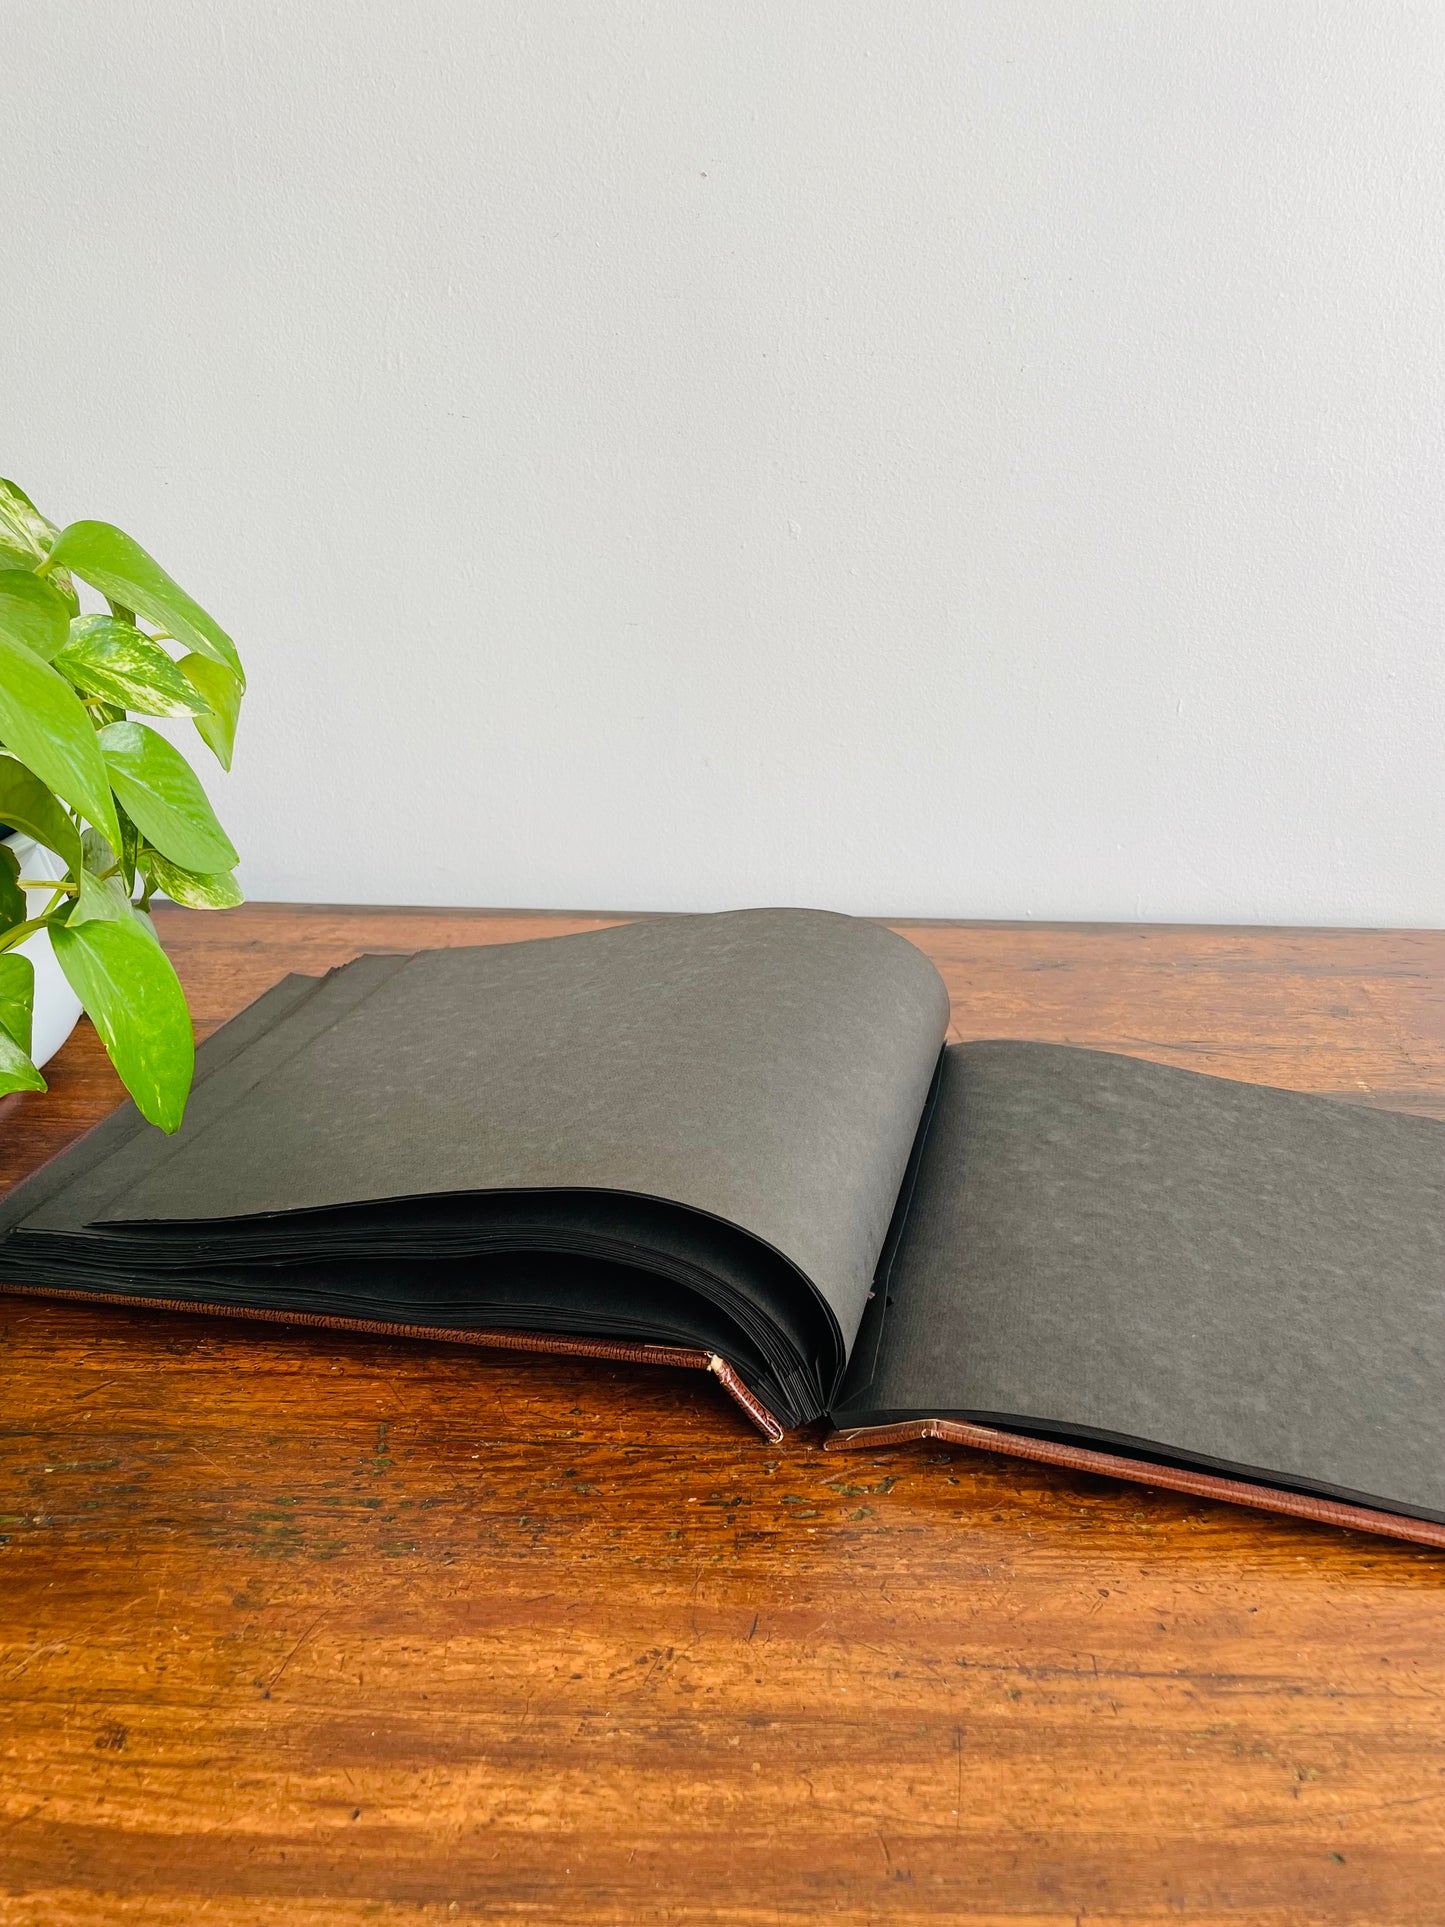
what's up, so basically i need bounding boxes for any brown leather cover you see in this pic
[824,1416,1445,1550]
[0,1281,787,1442]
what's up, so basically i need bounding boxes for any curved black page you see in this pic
[0,911,949,1425]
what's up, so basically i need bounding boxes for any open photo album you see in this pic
[1,909,1441,1548]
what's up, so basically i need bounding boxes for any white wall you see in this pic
[6,2,1444,922]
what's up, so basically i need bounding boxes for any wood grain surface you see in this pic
[2,904,1444,1927]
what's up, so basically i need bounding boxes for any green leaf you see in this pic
[0,569,72,661]
[0,1026,45,1097]
[117,799,138,893]
[0,549,75,613]
[80,828,140,920]
[144,848,244,909]
[0,480,57,561]
[57,615,212,717]
[97,720,236,873]
[0,758,83,870]
[81,824,117,875]
[0,553,76,614]
[0,933,41,1094]
[0,843,25,928]
[178,654,243,770]
[0,633,121,852]
[0,949,34,1055]
[53,908,193,1130]
[44,522,243,684]
[47,569,80,617]
[69,863,146,934]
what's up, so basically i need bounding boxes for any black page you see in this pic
[10,956,412,1234]
[84,911,948,1342]
[0,911,949,1425]
[836,1042,1445,1523]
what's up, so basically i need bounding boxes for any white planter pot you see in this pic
[3,832,84,1069]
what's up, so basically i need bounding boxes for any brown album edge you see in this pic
[824,1415,1445,1550]
[8,1281,1434,1541]
[0,1282,787,1442]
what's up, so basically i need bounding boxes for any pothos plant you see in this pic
[0,478,244,1133]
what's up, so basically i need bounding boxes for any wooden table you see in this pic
[2,905,1443,1926]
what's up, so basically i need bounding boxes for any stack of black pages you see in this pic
[1,910,1441,1547]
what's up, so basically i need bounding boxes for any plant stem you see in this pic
[0,921,44,954]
